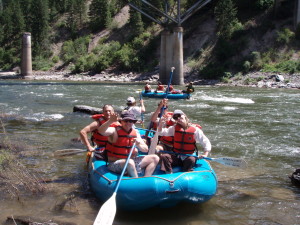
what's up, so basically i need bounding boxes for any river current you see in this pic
[0,80,299,225]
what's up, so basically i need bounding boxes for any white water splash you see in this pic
[202,95,254,104]
[24,112,64,121]
[223,106,237,111]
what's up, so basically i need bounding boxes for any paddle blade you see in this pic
[148,132,159,155]
[53,149,86,157]
[206,157,247,168]
[94,192,117,225]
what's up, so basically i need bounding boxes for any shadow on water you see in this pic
[115,202,207,225]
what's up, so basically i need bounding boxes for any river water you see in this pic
[0,80,299,225]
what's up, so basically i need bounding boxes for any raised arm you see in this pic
[150,99,168,123]
[97,112,118,136]
[140,99,145,113]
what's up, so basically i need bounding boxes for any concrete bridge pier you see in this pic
[21,32,32,76]
[159,27,184,85]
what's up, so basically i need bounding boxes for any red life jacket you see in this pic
[173,124,196,154]
[159,112,175,146]
[145,85,151,91]
[157,85,164,91]
[106,126,137,159]
[91,114,120,147]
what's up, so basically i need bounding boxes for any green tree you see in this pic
[66,0,88,36]
[128,0,144,37]
[1,0,25,45]
[30,0,49,55]
[214,0,239,40]
[89,0,112,31]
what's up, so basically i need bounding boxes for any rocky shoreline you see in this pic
[1,70,300,89]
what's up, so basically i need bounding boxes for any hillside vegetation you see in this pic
[0,0,299,81]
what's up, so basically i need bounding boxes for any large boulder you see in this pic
[73,105,102,115]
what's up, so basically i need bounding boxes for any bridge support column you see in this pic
[159,27,184,85]
[21,32,32,76]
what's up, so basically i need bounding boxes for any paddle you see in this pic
[204,156,247,168]
[159,150,247,168]
[53,149,87,157]
[93,142,137,225]
[138,89,145,129]
[148,67,175,155]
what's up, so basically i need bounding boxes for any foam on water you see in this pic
[24,112,64,121]
[202,95,255,104]
[223,106,237,111]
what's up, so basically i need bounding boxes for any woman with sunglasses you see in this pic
[157,109,211,174]
[98,111,159,177]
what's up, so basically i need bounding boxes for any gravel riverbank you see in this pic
[1,70,300,89]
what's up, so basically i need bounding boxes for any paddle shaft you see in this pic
[53,149,87,156]
[165,67,175,94]
[159,150,247,168]
[114,142,136,193]
[93,142,137,225]
[139,90,145,128]
[148,67,175,154]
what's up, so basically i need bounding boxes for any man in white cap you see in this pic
[123,96,145,124]
[157,109,211,174]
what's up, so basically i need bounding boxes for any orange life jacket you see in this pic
[106,126,137,159]
[173,124,196,154]
[91,114,120,147]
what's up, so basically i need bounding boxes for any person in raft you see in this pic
[182,82,195,94]
[98,111,159,177]
[149,99,175,153]
[123,96,145,125]
[155,81,165,92]
[157,109,211,174]
[80,104,120,161]
[144,82,151,93]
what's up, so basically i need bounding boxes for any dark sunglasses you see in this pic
[173,114,182,120]
[123,120,136,123]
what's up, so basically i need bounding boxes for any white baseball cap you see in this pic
[173,109,184,115]
[127,97,136,103]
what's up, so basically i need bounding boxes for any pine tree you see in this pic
[89,0,112,31]
[129,0,144,36]
[30,0,49,55]
[18,0,32,31]
[214,0,239,40]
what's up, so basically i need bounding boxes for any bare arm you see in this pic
[140,99,145,113]
[80,121,99,152]
[135,134,148,152]
[150,99,168,123]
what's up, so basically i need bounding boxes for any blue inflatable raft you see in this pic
[141,90,191,99]
[89,155,218,211]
